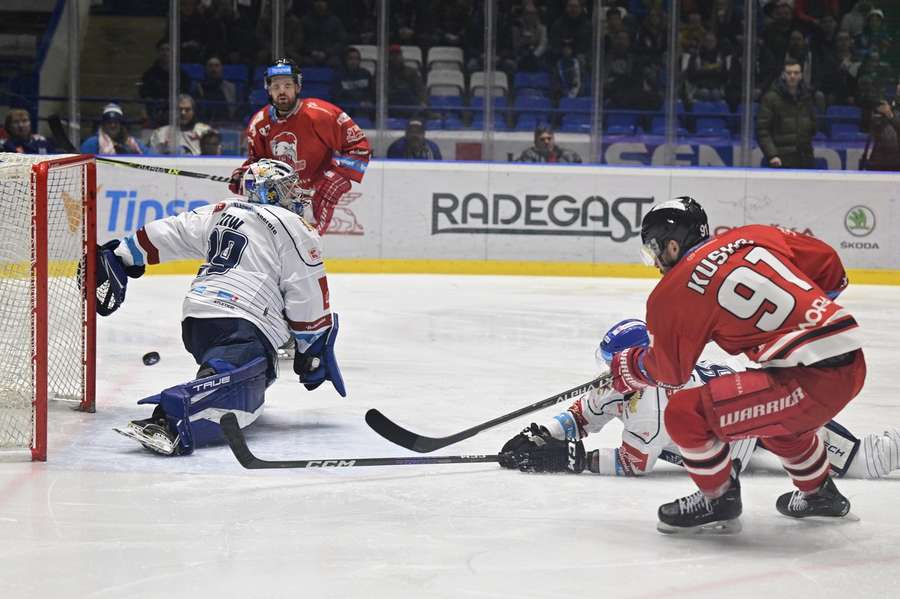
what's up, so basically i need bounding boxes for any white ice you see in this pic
[2,274,900,598]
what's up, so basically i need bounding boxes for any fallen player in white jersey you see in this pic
[93,159,346,456]
[500,319,899,480]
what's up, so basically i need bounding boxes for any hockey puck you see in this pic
[142,351,160,366]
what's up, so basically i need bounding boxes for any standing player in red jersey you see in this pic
[609,197,866,534]
[230,58,371,236]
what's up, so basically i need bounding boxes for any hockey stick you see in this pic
[365,373,611,453]
[219,413,500,470]
[47,114,231,183]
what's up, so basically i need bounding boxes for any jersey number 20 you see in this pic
[204,228,249,275]
[717,247,813,331]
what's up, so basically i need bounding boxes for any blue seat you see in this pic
[354,116,373,128]
[825,105,862,120]
[429,95,465,117]
[695,117,730,137]
[830,123,867,141]
[513,71,551,91]
[426,118,443,130]
[513,96,552,120]
[223,64,248,82]
[182,63,204,82]
[443,114,464,129]
[249,88,269,107]
[302,82,331,99]
[302,67,334,84]
[559,97,592,113]
[470,96,508,110]
[515,114,542,131]
[650,116,688,136]
[692,100,729,114]
[252,65,267,84]
[559,120,591,133]
[387,118,407,129]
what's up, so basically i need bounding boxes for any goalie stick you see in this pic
[48,115,231,183]
[365,373,611,453]
[219,413,500,470]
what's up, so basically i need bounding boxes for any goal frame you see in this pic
[31,154,96,461]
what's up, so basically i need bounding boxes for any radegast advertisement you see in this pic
[97,159,898,269]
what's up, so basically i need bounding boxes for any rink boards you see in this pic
[95,157,900,282]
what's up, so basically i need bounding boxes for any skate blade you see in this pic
[113,427,178,456]
[657,517,742,535]
[778,511,861,523]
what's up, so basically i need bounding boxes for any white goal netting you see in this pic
[0,153,94,459]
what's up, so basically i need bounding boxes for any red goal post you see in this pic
[0,153,96,461]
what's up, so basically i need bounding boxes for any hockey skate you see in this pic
[657,460,743,535]
[113,411,180,456]
[776,476,853,519]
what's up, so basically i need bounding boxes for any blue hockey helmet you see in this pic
[595,319,650,367]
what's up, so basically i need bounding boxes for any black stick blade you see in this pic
[220,412,263,469]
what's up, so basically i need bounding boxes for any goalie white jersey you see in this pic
[115,198,331,352]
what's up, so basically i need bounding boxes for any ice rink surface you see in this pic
[2,273,899,598]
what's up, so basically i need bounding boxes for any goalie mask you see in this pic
[241,159,307,214]
[595,319,649,369]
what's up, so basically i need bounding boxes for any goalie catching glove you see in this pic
[92,239,145,316]
[293,313,346,396]
[499,423,586,473]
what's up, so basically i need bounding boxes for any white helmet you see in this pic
[241,159,306,214]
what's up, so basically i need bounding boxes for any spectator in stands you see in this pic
[549,0,592,59]
[332,47,375,114]
[684,32,730,104]
[820,29,861,105]
[757,59,817,169]
[390,0,433,47]
[139,40,191,127]
[862,96,900,170]
[856,51,893,117]
[1,108,55,154]
[785,30,826,110]
[604,31,661,109]
[513,2,548,72]
[515,125,582,163]
[840,1,873,38]
[679,12,707,56]
[760,0,797,86]
[710,0,742,44]
[191,56,238,123]
[80,103,148,155]
[256,6,304,66]
[178,0,224,62]
[347,0,377,45]
[149,94,213,155]
[855,9,892,58]
[635,8,667,59]
[433,0,471,47]
[386,118,442,160]
[553,38,583,100]
[603,7,628,54]
[199,129,223,156]
[794,0,839,35]
[387,44,426,117]
[302,0,349,67]
[811,14,839,52]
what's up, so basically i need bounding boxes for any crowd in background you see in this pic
[1,0,898,168]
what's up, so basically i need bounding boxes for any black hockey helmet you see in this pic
[639,196,710,267]
[264,57,303,89]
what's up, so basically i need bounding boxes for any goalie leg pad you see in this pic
[137,357,268,455]
[182,317,278,385]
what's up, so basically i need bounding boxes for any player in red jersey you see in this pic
[229,58,371,236]
[609,197,866,534]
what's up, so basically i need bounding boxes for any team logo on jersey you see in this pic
[627,390,642,414]
[336,112,351,125]
[326,192,365,235]
[345,125,365,143]
[844,206,875,237]
[259,124,271,137]
[271,131,299,164]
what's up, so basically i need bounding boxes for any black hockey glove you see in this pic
[91,240,145,316]
[498,423,585,473]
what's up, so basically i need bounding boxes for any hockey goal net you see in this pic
[0,153,96,461]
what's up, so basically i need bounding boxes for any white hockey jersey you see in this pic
[546,361,756,475]
[115,199,331,352]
